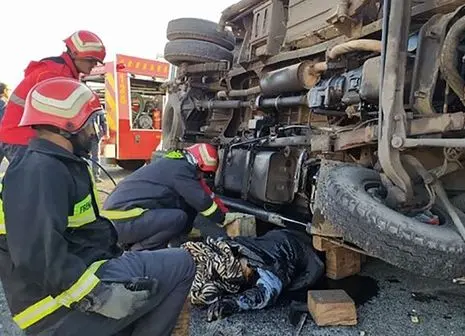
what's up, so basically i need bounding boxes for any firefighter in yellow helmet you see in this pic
[0,77,194,335]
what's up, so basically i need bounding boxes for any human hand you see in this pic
[207,297,240,322]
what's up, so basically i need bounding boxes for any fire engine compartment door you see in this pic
[129,76,165,131]
[117,74,164,160]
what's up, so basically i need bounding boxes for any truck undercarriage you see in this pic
[161,0,465,279]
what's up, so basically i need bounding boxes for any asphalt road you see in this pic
[0,163,464,336]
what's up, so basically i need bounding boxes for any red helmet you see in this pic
[19,77,103,134]
[185,143,218,173]
[64,30,106,63]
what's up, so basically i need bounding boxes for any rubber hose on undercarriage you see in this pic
[440,15,465,106]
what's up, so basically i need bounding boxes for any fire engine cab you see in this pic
[82,54,173,170]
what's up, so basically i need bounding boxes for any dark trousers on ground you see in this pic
[36,248,195,336]
[0,143,27,166]
[113,209,189,251]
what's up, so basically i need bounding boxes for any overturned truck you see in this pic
[162,0,465,280]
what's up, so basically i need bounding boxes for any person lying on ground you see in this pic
[182,229,325,321]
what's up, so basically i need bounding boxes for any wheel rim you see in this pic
[364,180,446,226]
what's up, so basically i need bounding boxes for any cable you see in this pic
[88,157,117,187]
[97,189,111,196]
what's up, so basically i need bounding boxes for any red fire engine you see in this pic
[82,54,173,170]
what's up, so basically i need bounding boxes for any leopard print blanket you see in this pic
[182,237,244,305]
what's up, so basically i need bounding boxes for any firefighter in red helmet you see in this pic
[0,78,195,336]
[103,143,231,251]
[0,30,106,165]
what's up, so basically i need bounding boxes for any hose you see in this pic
[303,40,381,80]
[98,189,111,196]
[327,39,383,60]
[217,86,261,98]
[433,181,465,242]
[401,155,435,212]
[440,15,465,106]
[88,157,117,187]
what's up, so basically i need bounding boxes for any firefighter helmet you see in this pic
[185,143,218,173]
[19,77,103,134]
[64,30,106,63]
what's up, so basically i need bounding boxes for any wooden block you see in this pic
[360,253,367,264]
[307,290,357,326]
[312,235,334,251]
[225,214,257,238]
[325,246,361,280]
[172,297,191,336]
[226,220,241,237]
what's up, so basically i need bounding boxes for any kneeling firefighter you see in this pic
[0,78,195,336]
[103,143,232,251]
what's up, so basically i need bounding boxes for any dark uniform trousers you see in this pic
[36,249,195,336]
[114,209,190,251]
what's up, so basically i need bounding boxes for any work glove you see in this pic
[78,283,151,320]
[207,296,240,322]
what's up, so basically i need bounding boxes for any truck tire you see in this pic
[162,94,184,150]
[319,164,465,279]
[164,39,233,66]
[167,18,236,51]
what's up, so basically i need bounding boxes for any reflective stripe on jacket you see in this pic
[0,139,121,333]
[0,178,106,330]
[103,154,226,224]
[0,174,145,329]
[0,53,79,145]
[0,185,98,233]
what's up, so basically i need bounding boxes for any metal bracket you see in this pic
[378,0,413,204]
[326,0,362,38]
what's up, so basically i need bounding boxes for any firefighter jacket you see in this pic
[103,155,226,224]
[0,138,121,333]
[0,52,79,145]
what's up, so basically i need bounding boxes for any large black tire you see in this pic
[164,39,233,66]
[319,165,465,279]
[162,94,184,150]
[167,18,236,51]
